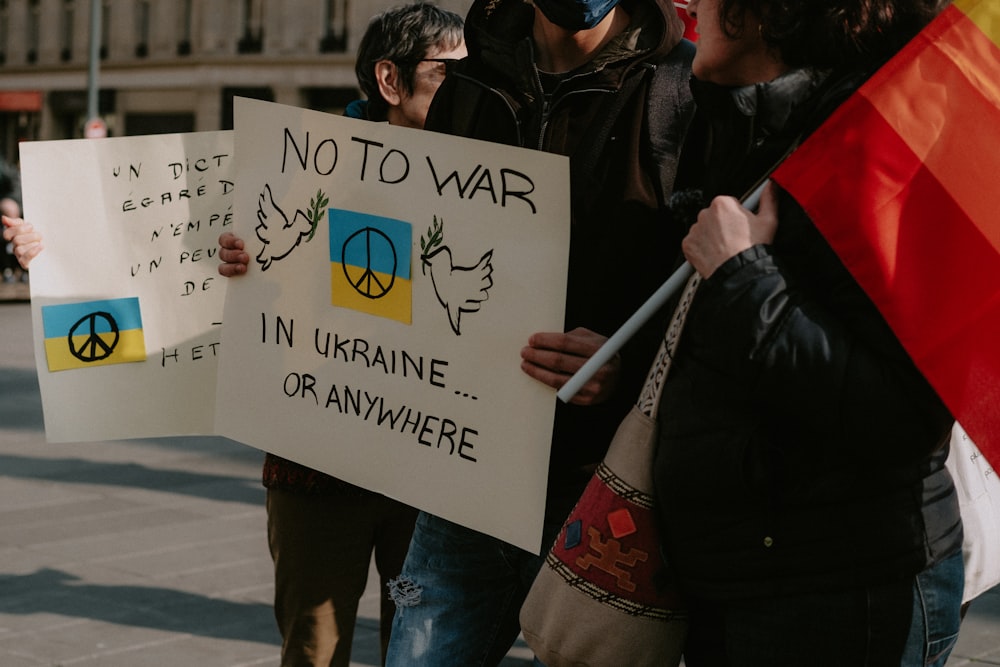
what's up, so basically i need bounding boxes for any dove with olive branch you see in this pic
[420,216,495,336]
[254,185,328,271]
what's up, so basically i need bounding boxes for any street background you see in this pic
[1,286,998,666]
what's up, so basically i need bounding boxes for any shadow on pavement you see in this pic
[0,366,43,431]
[0,452,264,505]
[0,567,278,645]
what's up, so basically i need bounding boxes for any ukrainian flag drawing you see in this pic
[329,209,412,324]
[41,297,147,372]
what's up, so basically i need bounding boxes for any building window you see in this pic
[177,0,193,55]
[320,0,348,53]
[100,0,110,59]
[60,0,75,62]
[27,0,40,63]
[135,0,149,57]
[125,113,196,136]
[0,0,9,65]
[220,87,273,130]
[237,0,264,54]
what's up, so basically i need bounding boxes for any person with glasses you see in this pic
[218,4,465,666]
[347,5,466,130]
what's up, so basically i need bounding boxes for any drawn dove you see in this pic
[254,184,314,271]
[421,246,494,335]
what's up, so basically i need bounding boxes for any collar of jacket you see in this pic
[344,98,391,123]
[686,68,829,196]
[681,65,874,208]
[464,0,684,96]
[691,68,832,153]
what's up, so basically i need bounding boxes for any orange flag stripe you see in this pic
[857,1,1000,254]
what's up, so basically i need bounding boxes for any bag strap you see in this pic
[636,271,701,419]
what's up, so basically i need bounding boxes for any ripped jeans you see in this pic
[385,511,561,667]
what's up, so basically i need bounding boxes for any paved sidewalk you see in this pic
[0,301,533,666]
[0,277,29,303]
[2,299,999,665]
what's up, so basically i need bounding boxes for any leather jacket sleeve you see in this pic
[681,192,953,462]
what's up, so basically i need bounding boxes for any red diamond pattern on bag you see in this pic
[607,508,638,539]
[546,462,683,615]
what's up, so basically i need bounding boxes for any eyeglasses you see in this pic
[390,57,461,79]
[386,57,462,68]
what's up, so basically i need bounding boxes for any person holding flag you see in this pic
[652,0,966,664]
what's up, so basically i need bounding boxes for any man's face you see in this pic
[393,42,468,129]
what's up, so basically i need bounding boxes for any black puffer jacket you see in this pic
[653,68,963,600]
[426,0,694,521]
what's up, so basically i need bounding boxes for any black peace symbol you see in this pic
[67,311,120,362]
[342,226,397,300]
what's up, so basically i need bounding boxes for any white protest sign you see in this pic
[215,98,571,552]
[946,422,1000,602]
[19,131,233,442]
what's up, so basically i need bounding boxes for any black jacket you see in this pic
[653,68,963,599]
[426,0,694,521]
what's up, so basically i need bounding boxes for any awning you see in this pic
[0,91,43,112]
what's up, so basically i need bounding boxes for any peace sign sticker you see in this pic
[67,311,121,362]
[329,209,414,325]
[342,226,398,300]
[41,297,148,372]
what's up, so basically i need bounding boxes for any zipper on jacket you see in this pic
[451,70,525,147]
[536,86,615,152]
[534,59,651,152]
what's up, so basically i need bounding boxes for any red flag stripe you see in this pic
[775,101,1000,375]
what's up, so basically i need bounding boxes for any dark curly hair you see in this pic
[354,3,465,119]
[716,0,947,70]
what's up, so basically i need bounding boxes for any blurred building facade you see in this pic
[0,0,469,162]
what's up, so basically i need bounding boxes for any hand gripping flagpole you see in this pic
[557,182,768,402]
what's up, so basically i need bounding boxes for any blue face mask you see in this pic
[533,0,621,31]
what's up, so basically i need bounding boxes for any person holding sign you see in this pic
[651,0,964,664]
[1,160,28,283]
[8,4,465,664]
[217,6,465,666]
[379,0,696,665]
[2,211,41,273]
[179,4,463,667]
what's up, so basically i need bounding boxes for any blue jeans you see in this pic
[901,549,965,666]
[385,512,560,667]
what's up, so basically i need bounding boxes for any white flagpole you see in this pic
[556,182,768,402]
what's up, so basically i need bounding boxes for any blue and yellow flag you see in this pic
[41,297,147,372]
[329,209,412,324]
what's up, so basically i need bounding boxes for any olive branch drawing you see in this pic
[421,216,444,254]
[305,189,329,242]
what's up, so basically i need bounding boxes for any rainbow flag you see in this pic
[328,209,413,324]
[41,297,147,372]
[772,0,1000,467]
